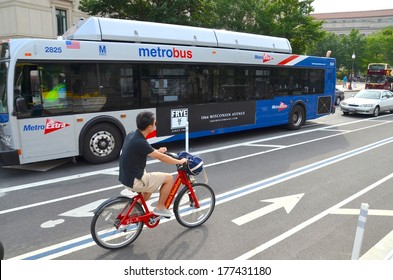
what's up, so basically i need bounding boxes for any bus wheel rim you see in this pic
[89,131,115,157]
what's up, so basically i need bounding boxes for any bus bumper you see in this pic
[0,142,20,166]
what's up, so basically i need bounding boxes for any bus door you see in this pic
[14,63,77,163]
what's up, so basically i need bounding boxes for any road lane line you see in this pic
[0,185,122,215]
[331,208,393,217]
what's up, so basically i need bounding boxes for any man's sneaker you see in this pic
[153,208,173,217]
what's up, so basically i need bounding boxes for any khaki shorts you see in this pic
[131,171,167,193]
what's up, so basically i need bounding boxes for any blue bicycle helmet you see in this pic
[178,151,204,175]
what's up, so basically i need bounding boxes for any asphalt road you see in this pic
[1,101,393,260]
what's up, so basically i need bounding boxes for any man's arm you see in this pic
[148,149,187,165]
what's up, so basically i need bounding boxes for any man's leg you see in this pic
[156,174,174,210]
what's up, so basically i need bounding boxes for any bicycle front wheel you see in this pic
[91,196,144,249]
[174,183,215,228]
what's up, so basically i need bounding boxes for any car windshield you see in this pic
[355,90,381,100]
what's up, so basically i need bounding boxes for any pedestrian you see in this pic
[118,111,187,217]
[343,76,348,88]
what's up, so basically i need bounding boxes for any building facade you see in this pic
[312,9,393,36]
[0,0,88,39]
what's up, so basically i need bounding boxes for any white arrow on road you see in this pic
[232,193,304,226]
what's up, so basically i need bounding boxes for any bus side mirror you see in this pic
[15,97,28,113]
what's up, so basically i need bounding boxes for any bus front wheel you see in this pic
[287,105,305,130]
[82,123,122,164]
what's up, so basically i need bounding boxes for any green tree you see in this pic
[212,0,323,54]
[365,27,393,65]
[210,0,258,32]
[79,0,216,26]
[255,0,324,54]
[340,29,366,76]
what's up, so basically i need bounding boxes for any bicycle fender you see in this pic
[94,196,131,214]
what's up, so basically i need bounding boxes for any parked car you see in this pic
[341,89,393,117]
[335,87,345,105]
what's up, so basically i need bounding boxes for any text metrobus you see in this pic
[0,17,336,165]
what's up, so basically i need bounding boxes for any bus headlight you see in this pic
[0,135,12,148]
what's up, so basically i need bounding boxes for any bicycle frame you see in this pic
[116,169,200,229]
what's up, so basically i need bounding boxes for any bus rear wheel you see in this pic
[287,105,305,130]
[82,123,122,164]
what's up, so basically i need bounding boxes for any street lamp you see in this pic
[350,53,356,90]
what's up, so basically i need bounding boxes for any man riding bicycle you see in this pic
[119,111,187,217]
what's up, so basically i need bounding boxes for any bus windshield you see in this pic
[0,61,7,114]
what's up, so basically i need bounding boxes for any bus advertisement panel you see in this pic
[0,17,335,166]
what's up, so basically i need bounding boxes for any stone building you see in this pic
[0,0,88,39]
[312,9,393,36]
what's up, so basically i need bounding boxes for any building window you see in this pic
[56,9,67,36]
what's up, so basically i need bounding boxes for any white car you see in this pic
[341,89,393,117]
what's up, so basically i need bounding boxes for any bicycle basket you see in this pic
[178,151,204,175]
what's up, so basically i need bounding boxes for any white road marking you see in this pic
[360,230,393,260]
[232,193,304,226]
[331,208,393,217]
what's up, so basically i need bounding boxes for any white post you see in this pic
[351,203,369,260]
[185,121,189,153]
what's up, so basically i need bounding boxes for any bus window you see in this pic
[219,67,250,102]
[97,63,137,111]
[13,64,45,117]
[39,64,72,114]
[140,64,189,107]
[70,63,106,113]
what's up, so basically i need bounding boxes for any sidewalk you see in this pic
[339,82,365,93]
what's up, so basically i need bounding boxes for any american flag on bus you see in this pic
[66,40,80,49]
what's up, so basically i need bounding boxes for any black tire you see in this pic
[173,183,215,228]
[287,105,305,130]
[373,106,380,117]
[91,197,144,249]
[82,123,122,164]
[335,97,341,106]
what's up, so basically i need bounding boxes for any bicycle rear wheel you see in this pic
[91,196,144,249]
[174,183,215,228]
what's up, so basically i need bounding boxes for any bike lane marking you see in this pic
[8,136,393,260]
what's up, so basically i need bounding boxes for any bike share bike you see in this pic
[91,152,215,249]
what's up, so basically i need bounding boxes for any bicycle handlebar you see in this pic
[165,152,179,160]
[165,152,188,171]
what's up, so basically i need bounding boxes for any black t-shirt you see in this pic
[118,130,155,187]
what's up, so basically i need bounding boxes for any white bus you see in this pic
[0,17,336,165]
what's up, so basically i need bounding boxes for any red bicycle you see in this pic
[90,153,215,250]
